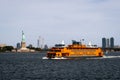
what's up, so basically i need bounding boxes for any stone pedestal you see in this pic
[21,42,26,48]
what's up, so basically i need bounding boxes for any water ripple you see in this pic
[0,52,120,80]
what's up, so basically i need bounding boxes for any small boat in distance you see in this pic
[46,40,104,59]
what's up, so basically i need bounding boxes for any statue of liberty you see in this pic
[22,31,25,42]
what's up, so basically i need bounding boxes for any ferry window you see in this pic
[55,50,61,52]
[50,50,61,52]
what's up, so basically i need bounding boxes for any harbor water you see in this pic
[0,52,120,80]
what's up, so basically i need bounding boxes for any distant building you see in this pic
[110,37,114,48]
[16,43,21,49]
[37,36,44,49]
[0,44,6,47]
[106,38,110,48]
[37,36,40,48]
[102,38,106,48]
[37,39,40,48]
[102,37,114,48]
[44,44,48,50]
[41,38,44,49]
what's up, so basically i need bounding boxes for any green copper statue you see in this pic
[22,31,25,42]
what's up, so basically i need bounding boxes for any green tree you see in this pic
[3,46,14,51]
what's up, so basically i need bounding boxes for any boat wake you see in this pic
[87,56,120,60]
[42,56,120,60]
[103,56,120,59]
[42,57,49,59]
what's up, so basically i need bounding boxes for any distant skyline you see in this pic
[0,0,120,47]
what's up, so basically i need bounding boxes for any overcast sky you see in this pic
[0,0,120,47]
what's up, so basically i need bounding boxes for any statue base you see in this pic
[21,42,26,48]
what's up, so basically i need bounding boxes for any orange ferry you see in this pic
[47,40,104,59]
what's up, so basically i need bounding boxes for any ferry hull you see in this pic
[47,54,103,59]
[47,56,103,59]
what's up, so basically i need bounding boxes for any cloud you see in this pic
[0,0,120,46]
